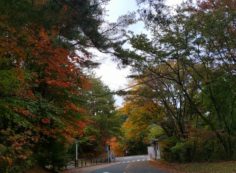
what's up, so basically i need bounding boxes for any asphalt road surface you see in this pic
[89,155,166,173]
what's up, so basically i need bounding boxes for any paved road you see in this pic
[89,155,166,173]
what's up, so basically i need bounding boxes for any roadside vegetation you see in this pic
[0,0,122,172]
[1,0,236,172]
[151,160,236,173]
[117,0,236,163]
[175,161,236,173]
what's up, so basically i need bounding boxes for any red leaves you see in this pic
[41,118,51,124]
[0,15,93,165]
[62,4,68,13]
[28,27,91,97]
[46,79,71,88]
[77,120,87,129]
[0,2,102,170]
[76,120,90,136]
[197,0,236,11]
[66,102,80,112]
[198,0,214,10]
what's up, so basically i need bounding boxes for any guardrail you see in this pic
[66,157,114,169]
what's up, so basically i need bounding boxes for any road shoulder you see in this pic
[63,162,119,173]
[149,160,182,173]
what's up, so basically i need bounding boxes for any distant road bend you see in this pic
[89,155,167,173]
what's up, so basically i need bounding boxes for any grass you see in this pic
[150,160,236,173]
[173,161,236,173]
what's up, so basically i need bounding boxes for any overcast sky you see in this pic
[94,0,183,107]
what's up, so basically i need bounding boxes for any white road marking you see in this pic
[117,158,150,164]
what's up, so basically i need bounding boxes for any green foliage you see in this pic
[0,70,20,95]
[79,77,121,156]
[36,138,70,172]
[124,140,148,155]
[161,135,235,163]
[119,0,236,163]
[0,0,115,172]
[147,125,164,142]
[170,141,194,162]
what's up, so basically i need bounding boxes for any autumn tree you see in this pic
[0,0,113,172]
[118,87,164,155]
[118,0,236,161]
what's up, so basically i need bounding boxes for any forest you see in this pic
[0,0,236,172]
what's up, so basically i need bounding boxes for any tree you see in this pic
[0,0,113,172]
[78,77,121,157]
[117,84,164,155]
[118,0,236,161]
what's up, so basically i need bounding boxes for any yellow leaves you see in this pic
[119,85,164,144]
[122,119,147,141]
[121,99,159,124]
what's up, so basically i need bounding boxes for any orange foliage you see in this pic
[107,137,123,156]
[27,27,83,92]
[25,26,91,141]
[76,120,89,136]
[0,2,97,169]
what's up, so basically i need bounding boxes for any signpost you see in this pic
[75,139,79,167]
[106,145,110,163]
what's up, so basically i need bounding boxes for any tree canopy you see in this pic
[1,0,236,172]
[0,0,120,172]
[118,0,236,162]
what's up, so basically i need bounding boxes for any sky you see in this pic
[94,0,183,107]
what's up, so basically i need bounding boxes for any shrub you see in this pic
[170,140,195,162]
[160,135,236,163]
